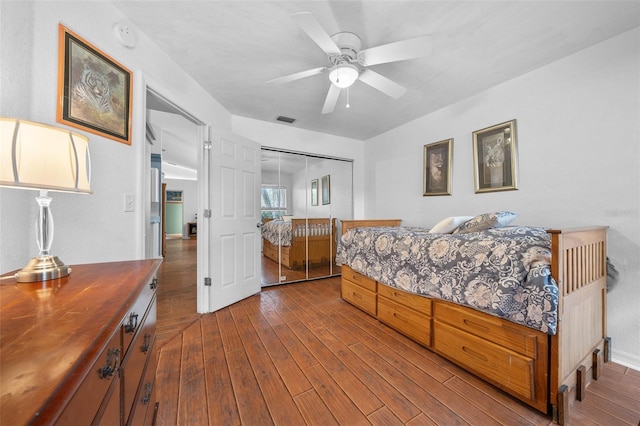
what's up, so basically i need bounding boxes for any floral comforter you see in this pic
[336,226,558,334]
[262,219,292,246]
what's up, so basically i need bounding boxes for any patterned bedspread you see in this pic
[336,226,558,334]
[262,219,292,246]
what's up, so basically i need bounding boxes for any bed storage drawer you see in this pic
[434,320,535,401]
[434,301,540,358]
[342,266,377,292]
[342,278,377,315]
[378,284,432,316]
[378,296,432,348]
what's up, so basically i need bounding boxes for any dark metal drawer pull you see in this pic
[142,382,153,405]
[98,348,120,379]
[125,312,139,334]
[141,333,151,353]
[150,277,157,290]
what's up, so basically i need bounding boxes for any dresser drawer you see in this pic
[123,276,157,351]
[342,278,377,315]
[378,284,432,316]
[434,320,535,401]
[378,296,432,348]
[434,301,539,358]
[122,296,157,422]
[57,330,122,425]
[93,377,120,425]
[128,337,158,426]
[341,266,376,292]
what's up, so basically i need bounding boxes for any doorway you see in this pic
[145,87,201,263]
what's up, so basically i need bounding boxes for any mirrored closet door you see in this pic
[260,148,353,286]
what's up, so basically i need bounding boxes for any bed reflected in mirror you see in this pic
[260,148,352,286]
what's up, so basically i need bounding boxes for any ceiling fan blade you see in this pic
[359,35,433,66]
[321,84,341,114]
[292,12,341,56]
[358,69,406,99]
[266,67,326,85]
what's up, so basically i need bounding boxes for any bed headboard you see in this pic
[340,219,402,235]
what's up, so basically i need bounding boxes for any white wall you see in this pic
[291,158,353,222]
[364,28,640,368]
[0,2,231,273]
[232,117,365,219]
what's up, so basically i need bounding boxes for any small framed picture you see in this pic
[423,139,453,196]
[57,24,132,145]
[321,175,330,205]
[472,120,518,193]
[311,179,318,206]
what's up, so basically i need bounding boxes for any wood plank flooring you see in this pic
[154,238,640,425]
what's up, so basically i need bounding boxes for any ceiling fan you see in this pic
[267,12,433,114]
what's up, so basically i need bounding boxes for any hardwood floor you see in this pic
[154,239,640,425]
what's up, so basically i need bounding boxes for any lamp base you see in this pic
[15,255,71,283]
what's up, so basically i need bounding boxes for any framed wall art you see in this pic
[57,24,132,145]
[311,179,318,206]
[321,175,330,205]
[423,138,453,196]
[472,120,518,193]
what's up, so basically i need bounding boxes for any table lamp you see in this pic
[0,117,91,282]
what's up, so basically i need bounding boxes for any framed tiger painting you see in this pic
[57,24,132,145]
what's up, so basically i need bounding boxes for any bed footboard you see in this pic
[548,227,608,425]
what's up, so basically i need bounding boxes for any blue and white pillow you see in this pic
[453,211,518,234]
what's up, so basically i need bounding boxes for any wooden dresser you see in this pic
[0,259,162,425]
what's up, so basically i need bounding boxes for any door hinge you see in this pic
[204,277,212,286]
[203,209,212,218]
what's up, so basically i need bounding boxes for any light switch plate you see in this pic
[124,193,135,212]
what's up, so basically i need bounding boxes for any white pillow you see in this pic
[281,215,294,222]
[429,216,474,234]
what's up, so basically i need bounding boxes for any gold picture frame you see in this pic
[472,120,518,193]
[321,175,330,205]
[423,139,453,196]
[57,24,132,145]
[311,179,318,206]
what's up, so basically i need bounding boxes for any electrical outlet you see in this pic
[280,276,286,282]
[124,194,135,212]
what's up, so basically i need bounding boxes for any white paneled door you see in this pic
[201,131,261,313]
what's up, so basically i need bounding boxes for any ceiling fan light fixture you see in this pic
[329,63,359,88]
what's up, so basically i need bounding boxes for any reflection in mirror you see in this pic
[260,148,353,286]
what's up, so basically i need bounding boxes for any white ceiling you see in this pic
[119,1,639,142]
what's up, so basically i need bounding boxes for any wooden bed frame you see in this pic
[262,218,336,270]
[340,220,608,425]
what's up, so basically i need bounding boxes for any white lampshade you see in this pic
[0,117,92,282]
[329,63,359,89]
[0,117,92,194]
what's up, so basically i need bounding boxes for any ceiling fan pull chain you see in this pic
[346,88,350,109]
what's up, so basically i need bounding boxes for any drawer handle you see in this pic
[462,346,488,362]
[150,277,158,290]
[392,312,407,323]
[463,319,490,333]
[142,382,153,405]
[352,292,362,299]
[141,333,151,353]
[351,274,361,281]
[99,348,120,379]
[125,312,139,334]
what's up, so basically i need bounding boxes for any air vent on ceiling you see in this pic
[276,115,296,124]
